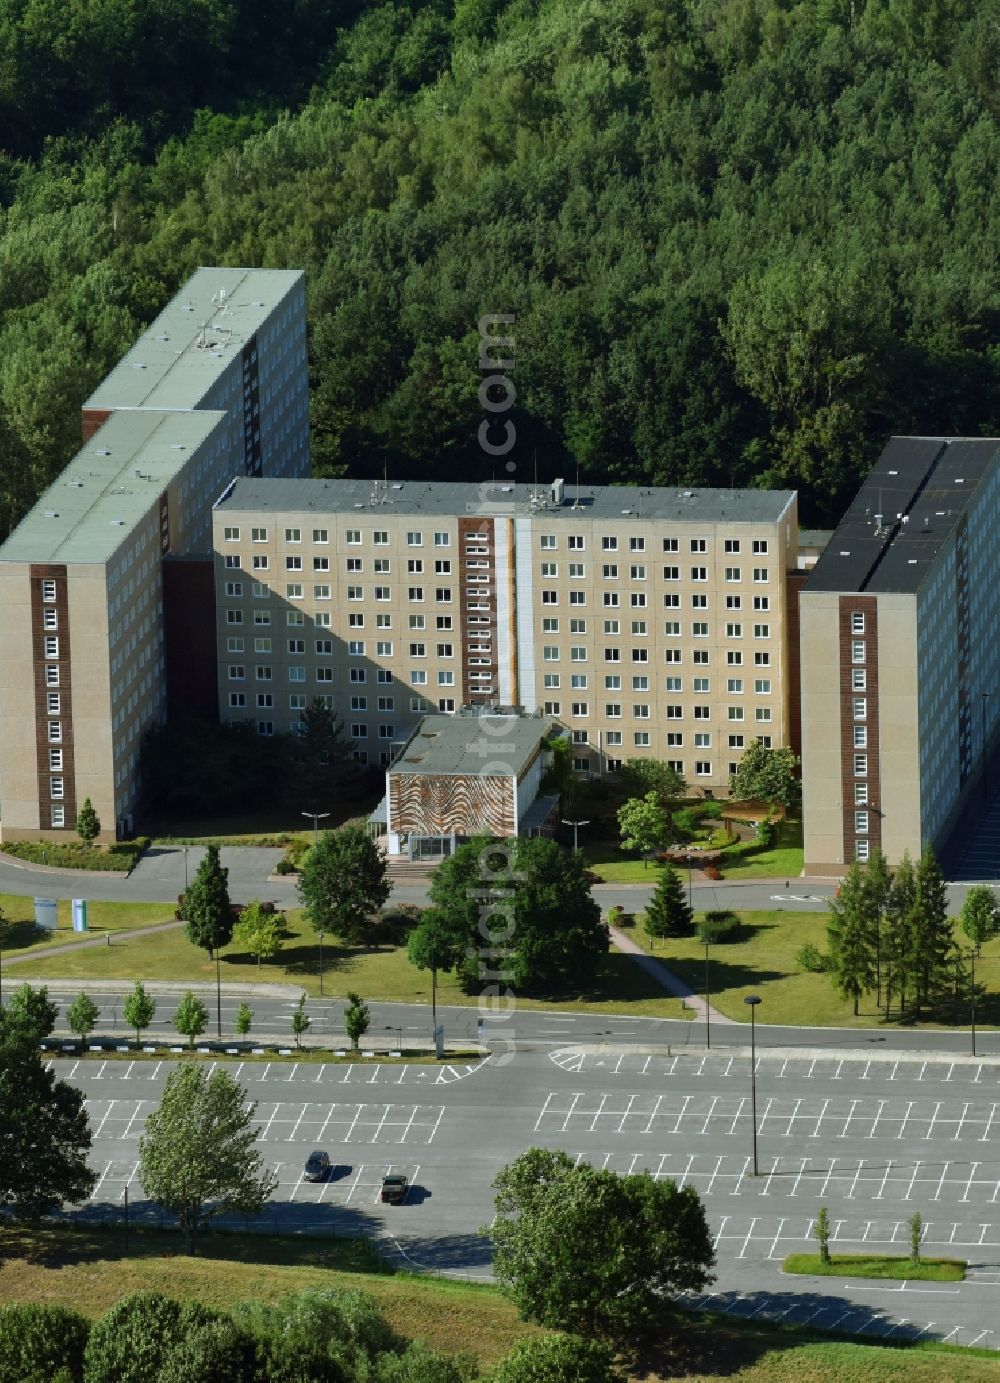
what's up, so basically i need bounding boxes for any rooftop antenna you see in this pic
[573,460,581,509]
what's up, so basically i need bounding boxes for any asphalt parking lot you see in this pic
[52,1045,1000,1348]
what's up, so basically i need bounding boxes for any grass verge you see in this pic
[0,897,174,958]
[16,909,690,1019]
[783,1253,965,1281]
[146,803,377,846]
[629,908,1000,1028]
[1,1227,998,1381]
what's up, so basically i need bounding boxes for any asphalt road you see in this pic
[1,845,988,915]
[39,984,1000,1056]
[54,1046,1000,1350]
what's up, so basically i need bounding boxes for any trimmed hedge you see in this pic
[696,910,741,944]
[1,838,149,872]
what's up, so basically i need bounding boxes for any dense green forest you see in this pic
[0,0,999,535]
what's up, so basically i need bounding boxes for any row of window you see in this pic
[223,526,454,547]
[541,645,772,662]
[541,676,772,692]
[538,702,774,722]
[222,526,771,555]
[536,564,770,583]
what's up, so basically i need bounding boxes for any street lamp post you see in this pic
[561,818,590,855]
[744,995,761,1175]
[318,930,325,998]
[687,855,693,910]
[214,915,222,1041]
[704,938,711,1050]
[301,810,331,846]
[969,948,977,1058]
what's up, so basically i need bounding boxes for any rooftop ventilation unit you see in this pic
[43,510,59,518]
[550,478,565,505]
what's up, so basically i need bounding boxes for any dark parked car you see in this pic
[304,1150,331,1182]
[380,1173,408,1204]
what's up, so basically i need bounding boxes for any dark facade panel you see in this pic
[162,558,218,721]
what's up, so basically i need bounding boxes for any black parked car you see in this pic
[304,1150,331,1182]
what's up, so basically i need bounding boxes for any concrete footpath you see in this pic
[609,924,736,1025]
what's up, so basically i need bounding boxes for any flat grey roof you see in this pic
[804,437,1000,596]
[390,715,554,777]
[86,268,303,411]
[798,528,833,548]
[216,477,796,525]
[0,410,226,564]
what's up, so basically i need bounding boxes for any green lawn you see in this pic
[17,908,690,1020]
[783,1253,965,1282]
[582,819,803,883]
[1,1226,998,1382]
[1,896,173,959]
[631,908,1000,1029]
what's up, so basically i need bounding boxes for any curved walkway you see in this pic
[609,924,735,1025]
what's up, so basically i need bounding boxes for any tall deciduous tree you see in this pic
[961,885,999,954]
[139,1064,277,1254]
[407,910,455,1034]
[0,1010,96,1217]
[173,992,208,1049]
[618,758,687,806]
[728,743,801,813]
[826,862,875,1016]
[66,992,100,1043]
[183,845,232,959]
[297,826,391,946]
[123,979,156,1046]
[344,992,370,1053]
[486,1147,714,1340]
[4,983,58,1040]
[643,865,694,945]
[617,792,670,862]
[234,900,283,969]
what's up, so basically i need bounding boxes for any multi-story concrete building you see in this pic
[800,436,1000,872]
[212,477,798,788]
[0,268,310,841]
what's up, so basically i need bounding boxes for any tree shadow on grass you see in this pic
[628,1289,929,1379]
[651,955,787,998]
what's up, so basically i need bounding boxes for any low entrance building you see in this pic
[375,712,561,858]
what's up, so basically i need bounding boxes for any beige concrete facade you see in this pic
[214,480,799,791]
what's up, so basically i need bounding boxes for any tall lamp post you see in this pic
[704,937,711,1050]
[318,929,325,998]
[561,818,590,855]
[214,914,222,1041]
[968,948,977,1058]
[744,994,761,1175]
[302,810,331,846]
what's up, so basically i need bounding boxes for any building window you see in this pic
[852,640,866,663]
[853,724,867,747]
[853,698,867,720]
[727,678,744,694]
[568,534,585,551]
[754,623,770,638]
[374,586,391,601]
[433,532,450,547]
[255,665,272,681]
[254,638,271,654]
[51,805,65,828]
[256,693,274,709]
[855,810,869,834]
[226,610,243,625]
[570,591,586,606]
[852,669,867,691]
[286,583,303,599]
[851,611,866,633]
[224,527,240,542]
[728,706,744,721]
[691,566,707,582]
[725,567,741,582]
[728,734,744,749]
[43,608,58,630]
[662,537,679,553]
[229,692,245,708]
[752,568,769,583]
[754,651,771,666]
[854,754,867,776]
[48,748,63,770]
[285,528,301,543]
[633,732,650,747]
[312,528,328,543]
[855,783,868,806]
[288,638,305,654]
[46,691,61,714]
[313,556,330,572]
[224,581,243,598]
[695,760,712,776]
[665,677,682,692]
[50,777,64,799]
[288,667,306,683]
[228,665,245,680]
[666,705,682,720]
[44,636,59,659]
[663,566,680,581]
[724,539,741,553]
[604,648,621,662]
[316,667,333,683]
[572,701,588,717]
[251,527,267,543]
[47,721,62,743]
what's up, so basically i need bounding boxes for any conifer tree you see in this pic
[913,845,952,1009]
[643,864,694,945]
[826,861,874,1016]
[883,851,918,1017]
